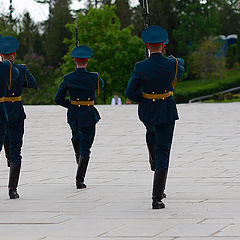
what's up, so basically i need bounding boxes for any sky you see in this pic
[0,0,139,23]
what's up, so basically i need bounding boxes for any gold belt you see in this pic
[70,100,94,106]
[0,97,4,103]
[142,91,173,101]
[4,96,22,102]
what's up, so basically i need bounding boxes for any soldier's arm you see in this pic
[55,80,70,108]
[125,64,142,103]
[99,75,104,90]
[23,65,36,88]
[95,73,104,90]
[168,56,184,80]
[176,57,184,80]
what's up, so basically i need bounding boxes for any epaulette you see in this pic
[64,71,74,77]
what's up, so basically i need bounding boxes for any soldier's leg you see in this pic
[76,125,96,189]
[146,126,156,171]
[4,132,11,167]
[7,120,24,199]
[0,123,6,152]
[152,122,175,209]
[70,124,81,164]
[70,127,80,164]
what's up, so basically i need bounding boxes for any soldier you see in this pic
[126,26,184,209]
[55,45,104,189]
[0,37,19,153]
[0,36,36,199]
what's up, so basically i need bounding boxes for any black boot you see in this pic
[8,162,21,199]
[147,143,167,198]
[4,140,11,167]
[76,156,90,189]
[147,143,155,171]
[152,170,168,209]
[71,140,80,164]
[162,169,168,199]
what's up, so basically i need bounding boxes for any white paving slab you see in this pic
[0,103,240,239]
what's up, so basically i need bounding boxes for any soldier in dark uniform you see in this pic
[0,38,19,153]
[55,45,104,189]
[0,36,36,199]
[126,26,184,209]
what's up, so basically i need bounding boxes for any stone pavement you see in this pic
[0,103,240,240]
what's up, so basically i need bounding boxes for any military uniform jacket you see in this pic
[0,61,19,124]
[126,53,184,126]
[5,62,36,123]
[55,68,104,128]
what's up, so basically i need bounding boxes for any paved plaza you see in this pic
[0,103,240,240]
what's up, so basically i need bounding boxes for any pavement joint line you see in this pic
[210,224,234,237]
[1,104,240,238]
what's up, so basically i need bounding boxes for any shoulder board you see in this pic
[16,64,27,70]
[166,55,175,60]
[90,71,99,76]
[135,58,148,65]
[64,71,74,77]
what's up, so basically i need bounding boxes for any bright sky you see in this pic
[0,0,139,23]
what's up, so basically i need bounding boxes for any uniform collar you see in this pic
[76,67,87,72]
[150,52,163,59]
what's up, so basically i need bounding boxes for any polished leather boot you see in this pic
[147,143,155,171]
[152,170,168,209]
[71,140,80,164]
[147,143,167,198]
[162,169,168,199]
[76,156,90,189]
[8,162,21,199]
[4,141,11,167]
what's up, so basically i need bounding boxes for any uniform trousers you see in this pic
[0,123,6,152]
[146,122,175,170]
[6,121,24,163]
[70,124,96,157]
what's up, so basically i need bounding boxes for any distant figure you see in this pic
[111,93,122,105]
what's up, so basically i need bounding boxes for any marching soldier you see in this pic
[55,45,104,189]
[126,26,184,209]
[0,37,19,153]
[0,36,36,199]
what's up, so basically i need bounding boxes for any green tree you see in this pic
[35,0,73,66]
[226,44,238,68]
[61,6,144,103]
[131,2,144,37]
[46,0,72,66]
[132,0,179,54]
[226,0,240,14]
[237,32,240,62]
[219,0,240,35]
[0,16,16,36]
[173,0,221,56]
[115,0,131,28]
[17,12,44,59]
[189,39,221,80]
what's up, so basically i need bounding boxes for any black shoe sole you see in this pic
[9,193,19,199]
[152,200,165,209]
[152,204,165,209]
[76,184,86,189]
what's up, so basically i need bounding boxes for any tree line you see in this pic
[0,0,240,104]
